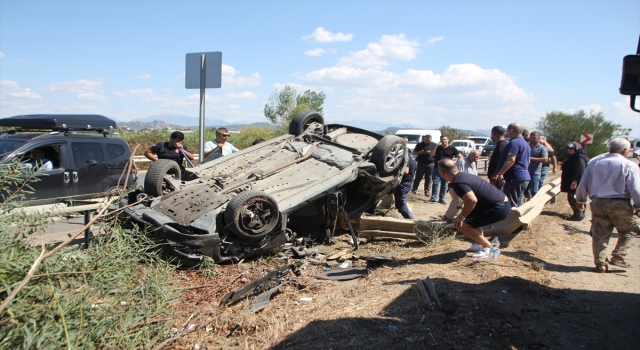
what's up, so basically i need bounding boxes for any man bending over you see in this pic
[438,159,512,258]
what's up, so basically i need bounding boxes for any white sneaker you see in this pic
[472,248,490,258]
[466,244,484,253]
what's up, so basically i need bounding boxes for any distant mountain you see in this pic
[132,114,229,127]
[120,119,185,131]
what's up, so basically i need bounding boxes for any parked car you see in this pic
[450,140,475,157]
[468,136,491,153]
[480,140,497,157]
[121,110,408,265]
[0,114,136,206]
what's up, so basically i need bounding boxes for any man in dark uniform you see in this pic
[438,158,512,258]
[487,125,509,189]
[144,131,195,171]
[412,134,438,197]
[394,150,417,219]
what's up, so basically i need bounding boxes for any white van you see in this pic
[395,129,442,152]
[634,139,640,157]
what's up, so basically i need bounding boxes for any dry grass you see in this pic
[167,191,640,349]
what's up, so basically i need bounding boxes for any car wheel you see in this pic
[224,190,280,240]
[144,159,181,197]
[371,135,407,176]
[289,110,324,136]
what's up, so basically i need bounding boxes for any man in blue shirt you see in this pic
[524,131,548,199]
[496,123,531,207]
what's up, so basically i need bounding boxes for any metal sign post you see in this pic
[185,51,222,163]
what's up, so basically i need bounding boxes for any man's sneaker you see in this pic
[466,244,484,253]
[438,200,447,205]
[472,248,490,258]
[428,199,437,203]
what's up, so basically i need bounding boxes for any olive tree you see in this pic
[263,84,326,131]
[536,110,628,160]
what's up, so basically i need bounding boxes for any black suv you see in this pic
[0,114,136,206]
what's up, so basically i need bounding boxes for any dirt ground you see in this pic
[170,175,640,350]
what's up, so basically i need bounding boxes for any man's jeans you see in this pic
[412,163,434,194]
[525,173,541,197]
[394,183,414,219]
[539,166,550,189]
[503,180,529,207]
[430,171,448,202]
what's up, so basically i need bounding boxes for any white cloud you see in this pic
[297,34,537,128]
[305,48,327,57]
[0,80,42,99]
[221,64,260,88]
[337,34,420,69]
[137,74,151,80]
[224,91,258,100]
[113,88,154,98]
[302,27,353,43]
[425,36,444,47]
[77,92,107,101]
[0,51,5,59]
[42,78,104,94]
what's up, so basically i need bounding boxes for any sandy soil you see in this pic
[170,175,640,350]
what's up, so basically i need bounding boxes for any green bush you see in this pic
[0,161,180,349]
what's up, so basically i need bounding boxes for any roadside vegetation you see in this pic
[537,109,630,160]
[0,160,180,349]
[117,126,282,158]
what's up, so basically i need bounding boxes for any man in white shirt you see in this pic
[21,147,53,171]
[203,127,239,158]
[444,150,480,222]
[576,138,640,273]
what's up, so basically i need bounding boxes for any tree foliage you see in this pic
[439,126,469,142]
[536,110,627,160]
[263,84,326,130]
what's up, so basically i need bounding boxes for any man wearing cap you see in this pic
[576,138,640,273]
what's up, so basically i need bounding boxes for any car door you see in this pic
[4,141,71,205]
[68,141,110,198]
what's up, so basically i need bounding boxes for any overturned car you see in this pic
[122,110,407,264]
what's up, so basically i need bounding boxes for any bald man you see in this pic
[438,158,512,258]
[495,122,531,207]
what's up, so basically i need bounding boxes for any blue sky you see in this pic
[1,0,639,135]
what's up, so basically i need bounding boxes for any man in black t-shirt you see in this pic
[144,131,195,171]
[438,159,511,258]
[429,136,462,204]
[411,134,438,196]
[487,126,509,189]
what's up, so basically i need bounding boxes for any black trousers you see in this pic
[412,163,434,193]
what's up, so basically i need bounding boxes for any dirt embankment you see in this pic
[170,182,640,349]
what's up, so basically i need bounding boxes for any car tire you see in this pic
[224,190,280,240]
[144,159,181,197]
[371,135,407,176]
[289,110,324,136]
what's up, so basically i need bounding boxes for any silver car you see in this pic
[122,110,408,265]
